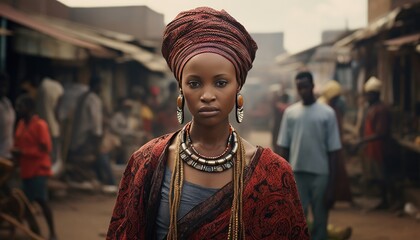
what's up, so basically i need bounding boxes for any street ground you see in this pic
[13,193,420,240]
[14,193,420,240]
[3,130,420,240]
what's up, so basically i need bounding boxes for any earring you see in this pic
[177,90,185,124]
[236,93,244,123]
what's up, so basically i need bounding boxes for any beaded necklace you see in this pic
[179,123,238,173]
[169,123,246,239]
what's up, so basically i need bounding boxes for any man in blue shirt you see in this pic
[278,71,341,240]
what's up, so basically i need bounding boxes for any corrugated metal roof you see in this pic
[0,3,113,58]
[32,15,169,73]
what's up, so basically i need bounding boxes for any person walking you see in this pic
[319,80,353,240]
[107,7,308,239]
[319,80,353,205]
[20,75,64,175]
[278,71,342,240]
[12,95,57,240]
[353,76,392,209]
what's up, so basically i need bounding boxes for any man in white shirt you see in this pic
[68,77,103,156]
[278,71,341,240]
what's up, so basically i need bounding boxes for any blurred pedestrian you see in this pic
[67,76,103,162]
[12,94,57,240]
[21,75,64,175]
[353,76,392,209]
[319,80,353,205]
[107,7,308,239]
[56,78,89,168]
[319,80,353,240]
[110,98,146,164]
[65,75,119,191]
[0,73,15,160]
[155,81,181,136]
[270,83,289,155]
[130,87,154,139]
[56,80,89,124]
[278,71,341,240]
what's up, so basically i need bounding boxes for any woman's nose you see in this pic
[200,89,216,102]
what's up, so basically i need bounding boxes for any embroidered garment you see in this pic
[107,133,309,239]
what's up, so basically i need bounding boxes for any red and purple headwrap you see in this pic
[161,7,258,88]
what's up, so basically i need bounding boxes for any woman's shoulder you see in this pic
[240,137,290,173]
[123,133,176,177]
[257,147,292,173]
[131,133,176,161]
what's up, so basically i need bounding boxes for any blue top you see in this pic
[156,167,219,240]
[278,101,341,175]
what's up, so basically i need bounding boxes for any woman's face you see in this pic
[181,52,239,126]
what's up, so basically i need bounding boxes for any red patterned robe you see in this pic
[107,132,309,240]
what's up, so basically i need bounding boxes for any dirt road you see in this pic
[30,190,420,240]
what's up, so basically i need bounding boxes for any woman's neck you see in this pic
[188,121,231,149]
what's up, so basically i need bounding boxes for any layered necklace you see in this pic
[169,122,245,239]
[179,122,238,173]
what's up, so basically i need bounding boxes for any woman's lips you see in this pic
[198,106,220,117]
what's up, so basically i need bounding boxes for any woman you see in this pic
[107,7,308,240]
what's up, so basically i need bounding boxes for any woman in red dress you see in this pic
[107,7,308,240]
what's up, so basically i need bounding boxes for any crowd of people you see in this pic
[0,67,181,239]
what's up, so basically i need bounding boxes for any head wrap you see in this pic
[161,7,258,88]
[321,80,342,101]
[364,76,382,93]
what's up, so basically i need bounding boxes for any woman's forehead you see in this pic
[183,53,235,75]
[186,53,233,66]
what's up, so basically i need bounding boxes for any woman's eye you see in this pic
[215,80,228,87]
[188,81,200,88]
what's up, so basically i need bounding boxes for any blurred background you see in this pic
[0,0,419,239]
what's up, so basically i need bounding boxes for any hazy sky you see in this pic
[59,0,367,53]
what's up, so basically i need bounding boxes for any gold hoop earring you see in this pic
[177,90,185,124]
[236,93,244,123]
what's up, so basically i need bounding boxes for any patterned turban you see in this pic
[161,7,258,88]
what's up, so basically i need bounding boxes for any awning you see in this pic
[32,15,169,73]
[334,8,401,48]
[310,46,336,62]
[384,33,420,47]
[0,3,113,58]
[335,3,420,49]
[14,27,91,60]
[276,44,324,69]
